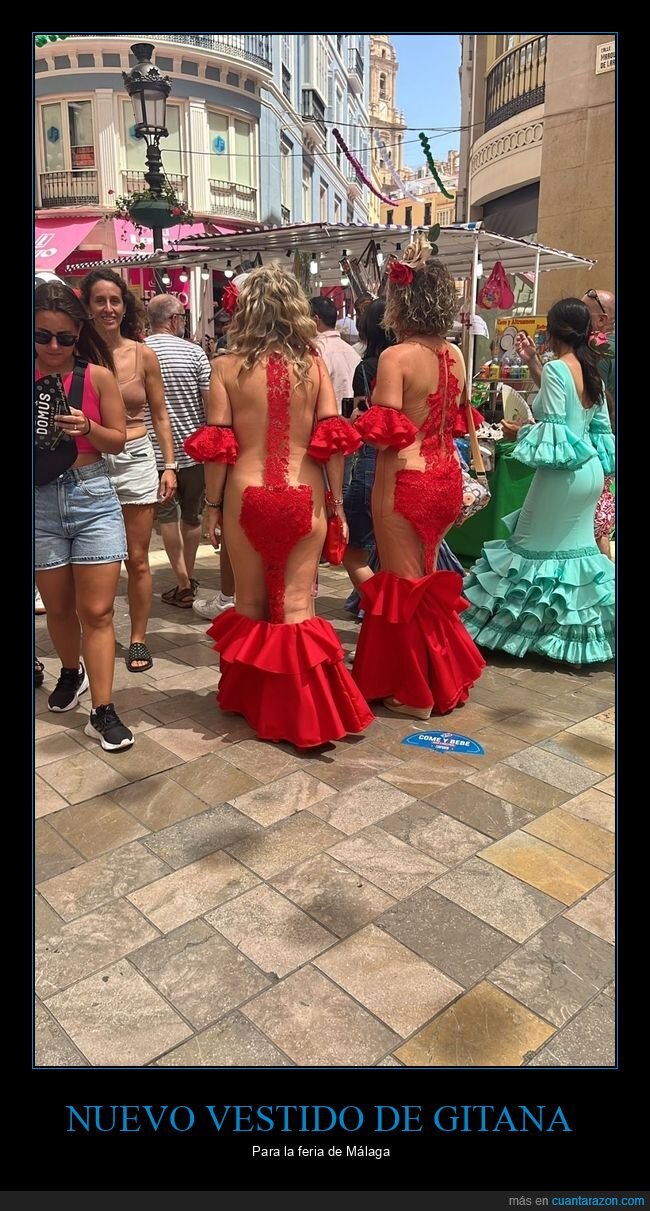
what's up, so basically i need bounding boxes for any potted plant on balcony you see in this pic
[113,182,194,231]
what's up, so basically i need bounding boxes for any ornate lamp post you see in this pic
[122,42,172,256]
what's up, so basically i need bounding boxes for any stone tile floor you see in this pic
[35,539,615,1068]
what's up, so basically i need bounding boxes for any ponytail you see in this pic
[547,297,605,409]
[573,342,604,409]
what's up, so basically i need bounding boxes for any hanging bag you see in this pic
[478,260,515,310]
[456,385,491,524]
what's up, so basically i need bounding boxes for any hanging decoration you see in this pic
[418,133,454,200]
[34,35,69,46]
[371,130,419,202]
[332,128,395,206]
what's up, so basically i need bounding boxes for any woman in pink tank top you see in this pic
[34,281,135,751]
[82,270,177,672]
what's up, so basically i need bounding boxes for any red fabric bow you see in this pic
[388,261,414,287]
[222,282,240,315]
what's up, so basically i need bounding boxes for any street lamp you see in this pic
[123,42,171,256]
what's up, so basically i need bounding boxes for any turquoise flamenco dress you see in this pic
[463,359,615,665]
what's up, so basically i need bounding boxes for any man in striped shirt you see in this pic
[146,295,212,608]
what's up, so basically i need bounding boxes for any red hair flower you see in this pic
[388,261,414,287]
[222,281,240,315]
[172,206,181,216]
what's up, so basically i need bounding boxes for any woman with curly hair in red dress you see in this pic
[352,234,485,719]
[184,264,373,749]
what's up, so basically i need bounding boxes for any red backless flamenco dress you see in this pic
[185,354,373,749]
[352,344,485,715]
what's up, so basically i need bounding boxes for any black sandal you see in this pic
[126,642,154,673]
[34,657,44,688]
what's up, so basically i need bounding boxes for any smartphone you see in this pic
[341,398,354,419]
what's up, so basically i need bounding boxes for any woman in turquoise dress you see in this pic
[463,298,614,665]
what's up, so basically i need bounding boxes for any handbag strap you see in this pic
[461,381,486,475]
[68,358,88,410]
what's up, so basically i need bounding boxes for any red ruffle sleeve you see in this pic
[354,404,418,450]
[307,415,362,461]
[183,425,239,464]
[453,404,484,437]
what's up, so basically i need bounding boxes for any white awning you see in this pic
[63,220,595,285]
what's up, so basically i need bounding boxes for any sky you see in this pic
[388,35,462,169]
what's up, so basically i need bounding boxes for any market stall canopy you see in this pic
[63,221,595,283]
[36,217,100,270]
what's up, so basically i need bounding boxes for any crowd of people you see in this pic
[34,242,615,753]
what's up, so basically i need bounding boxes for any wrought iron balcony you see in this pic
[121,171,188,205]
[39,170,99,208]
[281,205,291,224]
[302,89,327,142]
[348,47,364,94]
[209,179,258,221]
[485,35,547,132]
[64,34,272,70]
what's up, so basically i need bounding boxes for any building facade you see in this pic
[35,34,371,331]
[457,33,615,307]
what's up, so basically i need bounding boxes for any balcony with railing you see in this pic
[64,34,272,70]
[281,205,291,224]
[121,171,188,205]
[485,35,546,131]
[39,170,99,208]
[348,47,364,94]
[209,179,258,221]
[302,89,327,142]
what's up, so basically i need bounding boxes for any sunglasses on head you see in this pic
[585,289,606,316]
[34,329,77,347]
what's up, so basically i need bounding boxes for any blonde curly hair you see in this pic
[383,233,459,340]
[226,263,318,385]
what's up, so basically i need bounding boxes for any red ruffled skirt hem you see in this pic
[207,610,374,748]
[353,570,485,712]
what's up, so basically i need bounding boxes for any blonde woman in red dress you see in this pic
[352,234,485,719]
[184,265,373,749]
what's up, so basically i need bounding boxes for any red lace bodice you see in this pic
[393,346,464,574]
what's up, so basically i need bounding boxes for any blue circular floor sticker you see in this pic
[401,730,485,756]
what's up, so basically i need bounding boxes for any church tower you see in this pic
[369,35,406,192]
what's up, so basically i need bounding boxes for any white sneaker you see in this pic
[192,592,235,620]
[35,589,46,615]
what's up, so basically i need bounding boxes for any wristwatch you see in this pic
[164,462,178,471]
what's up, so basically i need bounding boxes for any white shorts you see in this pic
[104,434,159,507]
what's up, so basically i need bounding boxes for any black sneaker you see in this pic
[48,663,89,712]
[84,704,134,751]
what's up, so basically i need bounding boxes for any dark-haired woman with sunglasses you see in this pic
[35,280,135,750]
[464,297,614,666]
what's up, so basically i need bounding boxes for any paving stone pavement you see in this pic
[34,540,615,1068]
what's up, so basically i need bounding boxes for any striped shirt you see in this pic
[145,334,212,468]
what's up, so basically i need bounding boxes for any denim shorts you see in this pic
[344,444,376,551]
[35,461,127,571]
[104,434,159,506]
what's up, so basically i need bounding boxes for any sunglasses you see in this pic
[585,289,606,316]
[34,329,77,347]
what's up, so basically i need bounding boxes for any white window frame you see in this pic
[281,139,292,212]
[302,167,312,221]
[120,99,185,180]
[281,34,294,106]
[320,183,328,222]
[38,95,97,175]
[304,34,328,103]
[207,107,257,191]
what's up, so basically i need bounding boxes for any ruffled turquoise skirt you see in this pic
[463,510,614,665]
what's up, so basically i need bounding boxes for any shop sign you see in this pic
[596,41,615,75]
[401,731,485,756]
